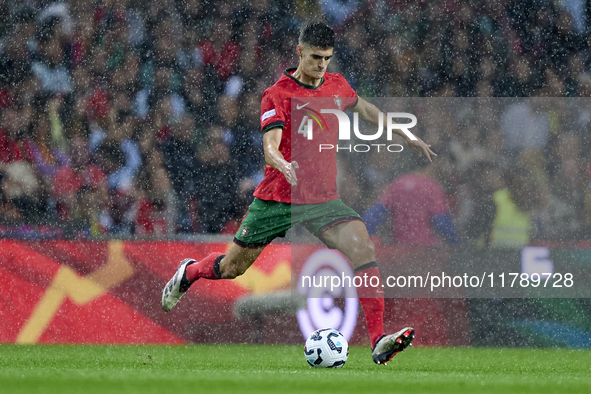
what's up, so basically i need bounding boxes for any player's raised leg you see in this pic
[321,219,414,365]
[161,243,264,311]
[162,197,291,311]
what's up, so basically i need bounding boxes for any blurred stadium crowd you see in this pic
[0,0,591,244]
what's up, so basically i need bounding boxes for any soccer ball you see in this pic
[304,328,349,368]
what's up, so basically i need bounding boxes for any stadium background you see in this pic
[0,1,590,348]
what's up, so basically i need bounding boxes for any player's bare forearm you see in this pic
[350,97,408,139]
[350,97,437,161]
[263,128,289,169]
[263,128,298,186]
[350,97,382,127]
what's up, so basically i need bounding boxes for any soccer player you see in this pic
[162,22,436,365]
[362,159,459,245]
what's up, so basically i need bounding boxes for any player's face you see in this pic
[298,45,333,80]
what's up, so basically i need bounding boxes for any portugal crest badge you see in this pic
[240,226,249,237]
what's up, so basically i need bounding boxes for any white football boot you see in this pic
[161,258,196,312]
[372,327,415,365]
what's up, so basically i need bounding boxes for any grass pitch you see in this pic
[0,345,590,394]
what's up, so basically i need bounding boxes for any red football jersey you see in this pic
[253,68,357,203]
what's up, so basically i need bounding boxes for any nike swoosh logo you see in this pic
[296,102,310,110]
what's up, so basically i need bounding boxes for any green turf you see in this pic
[0,345,590,394]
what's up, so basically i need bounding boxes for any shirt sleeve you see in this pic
[260,89,286,133]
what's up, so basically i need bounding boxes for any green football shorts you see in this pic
[233,197,363,248]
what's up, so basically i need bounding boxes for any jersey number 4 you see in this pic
[297,116,314,140]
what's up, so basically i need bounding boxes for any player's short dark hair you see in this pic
[299,22,335,49]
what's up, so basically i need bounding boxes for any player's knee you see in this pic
[362,238,376,257]
[351,238,376,261]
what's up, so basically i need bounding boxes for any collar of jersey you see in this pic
[284,67,325,90]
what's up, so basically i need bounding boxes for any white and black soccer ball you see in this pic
[304,328,349,368]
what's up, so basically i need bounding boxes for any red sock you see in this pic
[354,262,385,348]
[185,253,224,282]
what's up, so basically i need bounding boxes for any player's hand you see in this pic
[282,161,299,186]
[406,137,437,162]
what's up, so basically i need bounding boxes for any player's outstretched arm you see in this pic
[263,127,298,186]
[350,97,437,162]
